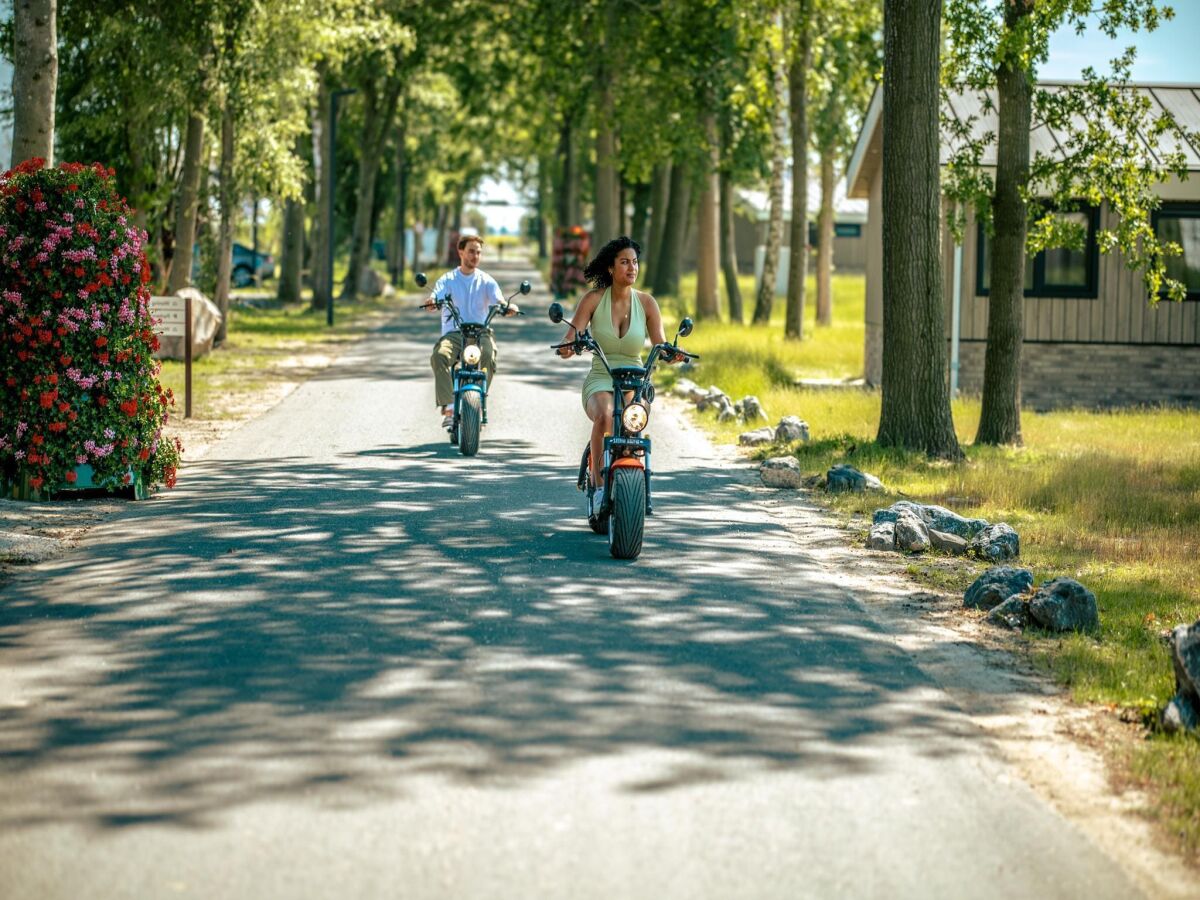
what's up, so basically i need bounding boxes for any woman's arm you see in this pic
[557,289,602,357]
[640,293,681,363]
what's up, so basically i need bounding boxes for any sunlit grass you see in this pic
[657,269,1200,855]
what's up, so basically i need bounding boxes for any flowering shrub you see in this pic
[0,158,181,497]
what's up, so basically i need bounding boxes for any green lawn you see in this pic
[655,269,1200,859]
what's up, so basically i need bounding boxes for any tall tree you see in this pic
[977,0,1033,446]
[876,0,962,459]
[784,0,813,340]
[695,115,721,320]
[943,0,1188,446]
[809,0,881,327]
[10,0,57,166]
[166,110,205,293]
[720,167,744,323]
[753,9,788,324]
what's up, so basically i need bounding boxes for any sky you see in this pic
[1042,4,1200,82]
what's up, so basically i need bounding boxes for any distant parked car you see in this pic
[232,243,274,287]
[189,243,275,287]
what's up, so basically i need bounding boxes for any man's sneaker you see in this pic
[441,414,454,430]
[590,486,605,516]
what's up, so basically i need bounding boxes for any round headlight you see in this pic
[622,402,650,433]
[462,344,482,366]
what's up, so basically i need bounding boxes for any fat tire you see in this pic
[459,392,481,456]
[608,467,645,559]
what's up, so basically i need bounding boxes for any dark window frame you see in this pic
[1152,201,1200,302]
[975,202,1100,299]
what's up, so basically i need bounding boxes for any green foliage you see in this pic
[941,0,1196,302]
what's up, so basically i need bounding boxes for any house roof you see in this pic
[846,81,1200,199]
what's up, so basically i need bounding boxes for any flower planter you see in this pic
[5,462,147,501]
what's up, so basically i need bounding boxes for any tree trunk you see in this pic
[557,121,580,227]
[645,161,671,285]
[876,0,961,459]
[816,148,835,325]
[310,79,330,312]
[785,7,812,340]
[166,109,205,294]
[976,2,1034,447]
[434,203,449,267]
[594,91,619,243]
[536,157,549,259]
[630,180,651,248]
[277,195,305,304]
[720,168,744,324]
[11,0,57,167]
[214,103,235,344]
[389,121,407,286]
[695,116,720,320]
[653,162,691,298]
[754,11,788,325]
[343,77,403,299]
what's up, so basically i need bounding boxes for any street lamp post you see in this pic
[327,87,357,326]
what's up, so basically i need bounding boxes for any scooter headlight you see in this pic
[462,344,482,366]
[621,402,650,433]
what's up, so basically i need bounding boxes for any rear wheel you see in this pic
[459,391,481,456]
[608,466,646,559]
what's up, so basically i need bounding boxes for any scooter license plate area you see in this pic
[606,436,649,458]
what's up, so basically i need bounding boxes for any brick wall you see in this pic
[953,340,1200,410]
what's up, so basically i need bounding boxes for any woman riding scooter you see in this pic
[554,236,680,515]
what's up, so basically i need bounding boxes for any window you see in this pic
[976,204,1099,298]
[1153,203,1200,300]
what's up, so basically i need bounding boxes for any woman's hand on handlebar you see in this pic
[556,343,575,359]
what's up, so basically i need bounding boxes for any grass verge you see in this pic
[657,269,1200,859]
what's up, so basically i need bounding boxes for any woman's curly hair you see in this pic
[583,235,641,289]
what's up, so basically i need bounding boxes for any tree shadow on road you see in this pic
[2,404,989,834]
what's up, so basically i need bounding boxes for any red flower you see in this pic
[39,390,56,408]
[29,476,43,489]
[31,434,43,445]
[64,470,77,483]
[97,395,108,407]
[119,399,137,416]
[94,335,108,348]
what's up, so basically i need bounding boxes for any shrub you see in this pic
[0,157,181,497]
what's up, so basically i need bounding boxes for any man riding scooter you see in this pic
[422,234,520,429]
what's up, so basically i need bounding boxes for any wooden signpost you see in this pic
[149,295,193,418]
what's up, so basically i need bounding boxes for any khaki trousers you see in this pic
[431,330,497,407]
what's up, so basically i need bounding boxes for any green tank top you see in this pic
[591,286,647,369]
[580,287,649,409]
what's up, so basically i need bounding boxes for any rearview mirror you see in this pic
[548,302,564,324]
[519,280,531,295]
[414,272,427,288]
[676,317,694,339]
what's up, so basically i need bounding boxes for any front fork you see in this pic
[599,435,654,515]
[453,369,488,424]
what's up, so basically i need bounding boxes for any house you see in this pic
[845,82,1200,409]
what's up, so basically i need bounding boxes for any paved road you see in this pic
[0,259,1140,898]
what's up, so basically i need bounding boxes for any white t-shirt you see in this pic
[432,267,504,336]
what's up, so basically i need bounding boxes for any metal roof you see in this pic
[846,81,1200,199]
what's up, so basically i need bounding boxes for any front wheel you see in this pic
[459,391,481,456]
[608,466,646,559]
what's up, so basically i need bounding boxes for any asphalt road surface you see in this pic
[0,259,1141,899]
